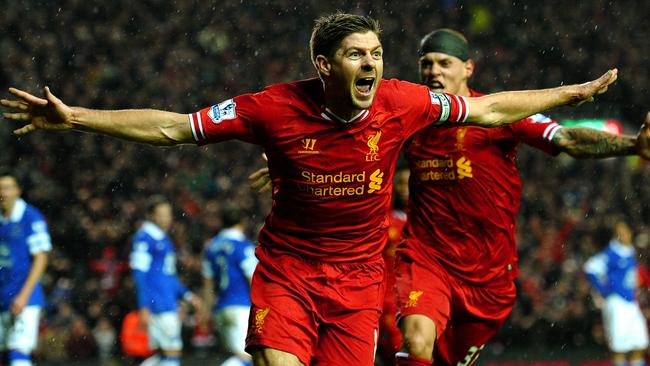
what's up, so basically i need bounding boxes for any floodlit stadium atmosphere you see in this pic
[1,1,650,366]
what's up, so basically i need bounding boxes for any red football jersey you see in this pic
[189,78,468,262]
[400,90,561,284]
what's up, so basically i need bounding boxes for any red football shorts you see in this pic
[246,246,385,366]
[395,249,516,366]
[377,254,402,364]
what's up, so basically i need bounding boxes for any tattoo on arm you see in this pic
[552,127,637,158]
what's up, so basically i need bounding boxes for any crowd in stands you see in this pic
[2,0,650,363]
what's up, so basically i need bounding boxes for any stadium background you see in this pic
[1,1,649,365]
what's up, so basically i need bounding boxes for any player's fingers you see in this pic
[262,152,268,161]
[258,181,273,193]
[600,68,617,85]
[248,167,269,180]
[8,87,48,106]
[0,99,29,110]
[250,176,271,190]
[609,69,618,84]
[13,124,36,135]
[43,86,63,105]
[591,69,617,92]
[572,96,594,107]
[3,112,31,121]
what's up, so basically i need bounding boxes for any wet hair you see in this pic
[310,12,381,65]
[145,195,170,215]
[418,28,470,61]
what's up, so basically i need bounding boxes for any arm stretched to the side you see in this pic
[552,114,650,160]
[465,69,618,127]
[2,87,192,146]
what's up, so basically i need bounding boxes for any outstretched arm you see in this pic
[465,69,618,127]
[553,113,650,159]
[2,87,192,146]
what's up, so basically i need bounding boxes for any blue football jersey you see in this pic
[202,228,257,311]
[0,199,52,310]
[129,221,189,313]
[584,239,638,302]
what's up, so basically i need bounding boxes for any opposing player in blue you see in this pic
[0,171,51,366]
[129,195,202,366]
[584,222,648,366]
[202,206,257,366]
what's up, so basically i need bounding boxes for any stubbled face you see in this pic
[151,203,173,232]
[324,31,383,113]
[419,52,472,95]
[0,176,20,217]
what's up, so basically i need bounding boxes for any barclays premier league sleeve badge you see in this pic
[207,99,237,124]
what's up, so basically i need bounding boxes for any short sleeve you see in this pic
[392,80,470,138]
[130,239,152,272]
[239,243,258,280]
[584,252,608,278]
[202,256,214,279]
[507,114,562,155]
[188,92,266,145]
[26,211,52,254]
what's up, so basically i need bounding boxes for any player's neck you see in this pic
[322,87,366,122]
[324,102,365,122]
[458,83,472,98]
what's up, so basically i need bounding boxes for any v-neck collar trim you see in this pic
[321,108,369,124]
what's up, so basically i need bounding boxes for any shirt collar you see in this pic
[142,221,166,240]
[220,227,246,241]
[610,239,635,257]
[4,198,27,223]
[321,108,370,124]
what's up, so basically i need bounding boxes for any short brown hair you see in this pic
[310,12,381,64]
[146,195,170,215]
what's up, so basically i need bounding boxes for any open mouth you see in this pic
[428,80,444,90]
[355,77,375,95]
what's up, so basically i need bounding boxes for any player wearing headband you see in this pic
[393,29,650,366]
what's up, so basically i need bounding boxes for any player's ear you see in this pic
[465,59,475,79]
[315,55,331,77]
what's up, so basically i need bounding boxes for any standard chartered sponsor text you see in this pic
[301,170,366,183]
[414,157,475,181]
[414,158,453,169]
[298,170,375,197]
[414,158,455,181]
[299,184,366,196]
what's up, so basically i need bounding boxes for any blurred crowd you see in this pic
[1,0,650,363]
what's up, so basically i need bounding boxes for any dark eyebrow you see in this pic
[345,45,383,53]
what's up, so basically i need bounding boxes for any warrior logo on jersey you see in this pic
[207,99,237,124]
[366,131,382,161]
[299,138,320,154]
[254,307,270,334]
